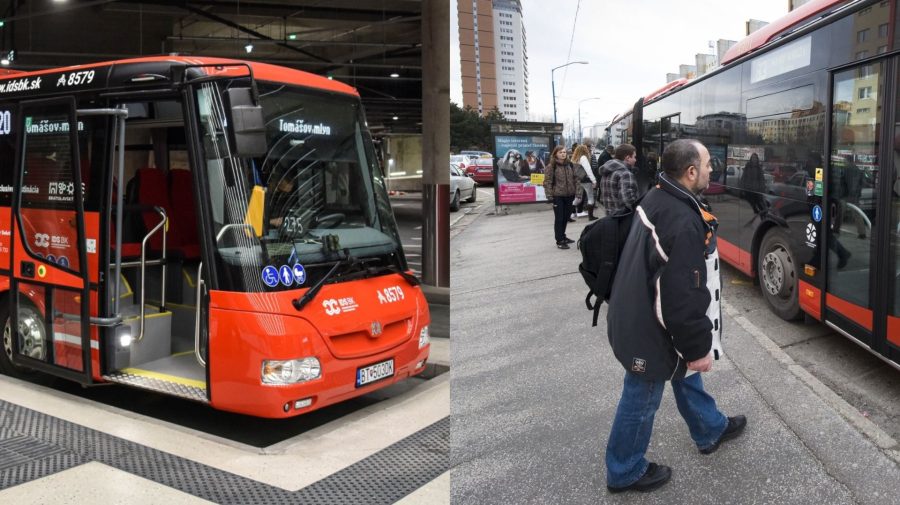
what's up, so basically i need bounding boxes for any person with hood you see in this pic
[599,144,639,215]
[604,139,746,493]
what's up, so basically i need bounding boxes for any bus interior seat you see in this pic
[131,167,172,252]
[167,169,200,260]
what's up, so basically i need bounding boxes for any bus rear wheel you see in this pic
[0,300,46,377]
[758,228,801,321]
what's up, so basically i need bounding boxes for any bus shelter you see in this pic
[490,122,562,206]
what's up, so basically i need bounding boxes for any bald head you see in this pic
[662,139,711,193]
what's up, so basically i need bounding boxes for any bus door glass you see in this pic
[9,98,91,381]
[826,59,892,351]
[888,59,900,352]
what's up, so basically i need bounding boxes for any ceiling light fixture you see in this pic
[392,116,399,121]
[288,33,297,40]
[390,73,399,78]
[245,43,254,54]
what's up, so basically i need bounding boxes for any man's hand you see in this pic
[687,353,713,372]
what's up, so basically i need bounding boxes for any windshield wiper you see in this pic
[292,251,363,311]
[370,265,421,286]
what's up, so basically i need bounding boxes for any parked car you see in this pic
[470,158,495,184]
[460,150,493,161]
[450,163,477,211]
[450,154,471,174]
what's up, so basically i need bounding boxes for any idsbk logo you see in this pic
[323,299,341,316]
[34,233,50,248]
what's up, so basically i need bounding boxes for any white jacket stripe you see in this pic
[637,206,669,262]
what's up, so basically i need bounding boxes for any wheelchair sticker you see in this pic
[262,266,279,288]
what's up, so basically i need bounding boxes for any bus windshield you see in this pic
[194,80,403,292]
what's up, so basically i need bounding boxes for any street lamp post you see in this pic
[577,97,602,143]
[551,61,588,124]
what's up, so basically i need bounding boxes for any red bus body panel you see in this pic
[717,237,754,277]
[826,293,873,332]
[798,280,822,321]
[0,56,360,97]
[207,274,430,418]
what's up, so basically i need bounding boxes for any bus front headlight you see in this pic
[261,357,321,385]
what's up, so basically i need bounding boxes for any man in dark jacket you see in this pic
[599,144,639,215]
[604,139,746,493]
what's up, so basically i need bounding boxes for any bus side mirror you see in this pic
[226,87,268,157]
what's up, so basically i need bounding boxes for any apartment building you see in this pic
[458,0,529,120]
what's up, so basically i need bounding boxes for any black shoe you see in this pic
[607,462,672,493]
[699,415,747,455]
[588,215,599,221]
[556,241,570,249]
[567,218,576,223]
[563,238,575,244]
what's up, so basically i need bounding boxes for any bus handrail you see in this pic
[136,207,167,343]
[58,313,123,327]
[845,202,871,231]
[216,223,255,243]
[194,262,206,367]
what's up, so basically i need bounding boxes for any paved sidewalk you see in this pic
[450,203,900,504]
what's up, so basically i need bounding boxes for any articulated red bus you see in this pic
[607,0,900,367]
[0,56,431,418]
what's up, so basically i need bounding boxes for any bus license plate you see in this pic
[356,359,394,387]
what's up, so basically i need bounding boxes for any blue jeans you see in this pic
[605,371,727,488]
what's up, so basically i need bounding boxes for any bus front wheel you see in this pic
[758,228,802,321]
[0,299,46,378]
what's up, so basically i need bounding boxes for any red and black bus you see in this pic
[0,56,431,418]
[607,0,900,367]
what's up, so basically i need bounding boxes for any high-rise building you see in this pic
[458,0,529,120]
[716,39,737,64]
[746,19,770,35]
[695,54,716,76]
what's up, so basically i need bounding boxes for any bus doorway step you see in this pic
[102,367,208,403]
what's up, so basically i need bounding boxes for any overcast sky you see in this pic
[450,0,791,135]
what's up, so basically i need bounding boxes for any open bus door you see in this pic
[824,56,900,361]
[7,97,92,383]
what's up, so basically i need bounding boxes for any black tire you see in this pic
[450,190,461,212]
[758,228,802,321]
[0,297,47,378]
[466,186,477,203]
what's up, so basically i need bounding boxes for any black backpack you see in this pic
[577,206,638,327]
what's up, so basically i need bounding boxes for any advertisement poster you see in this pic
[493,135,552,204]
